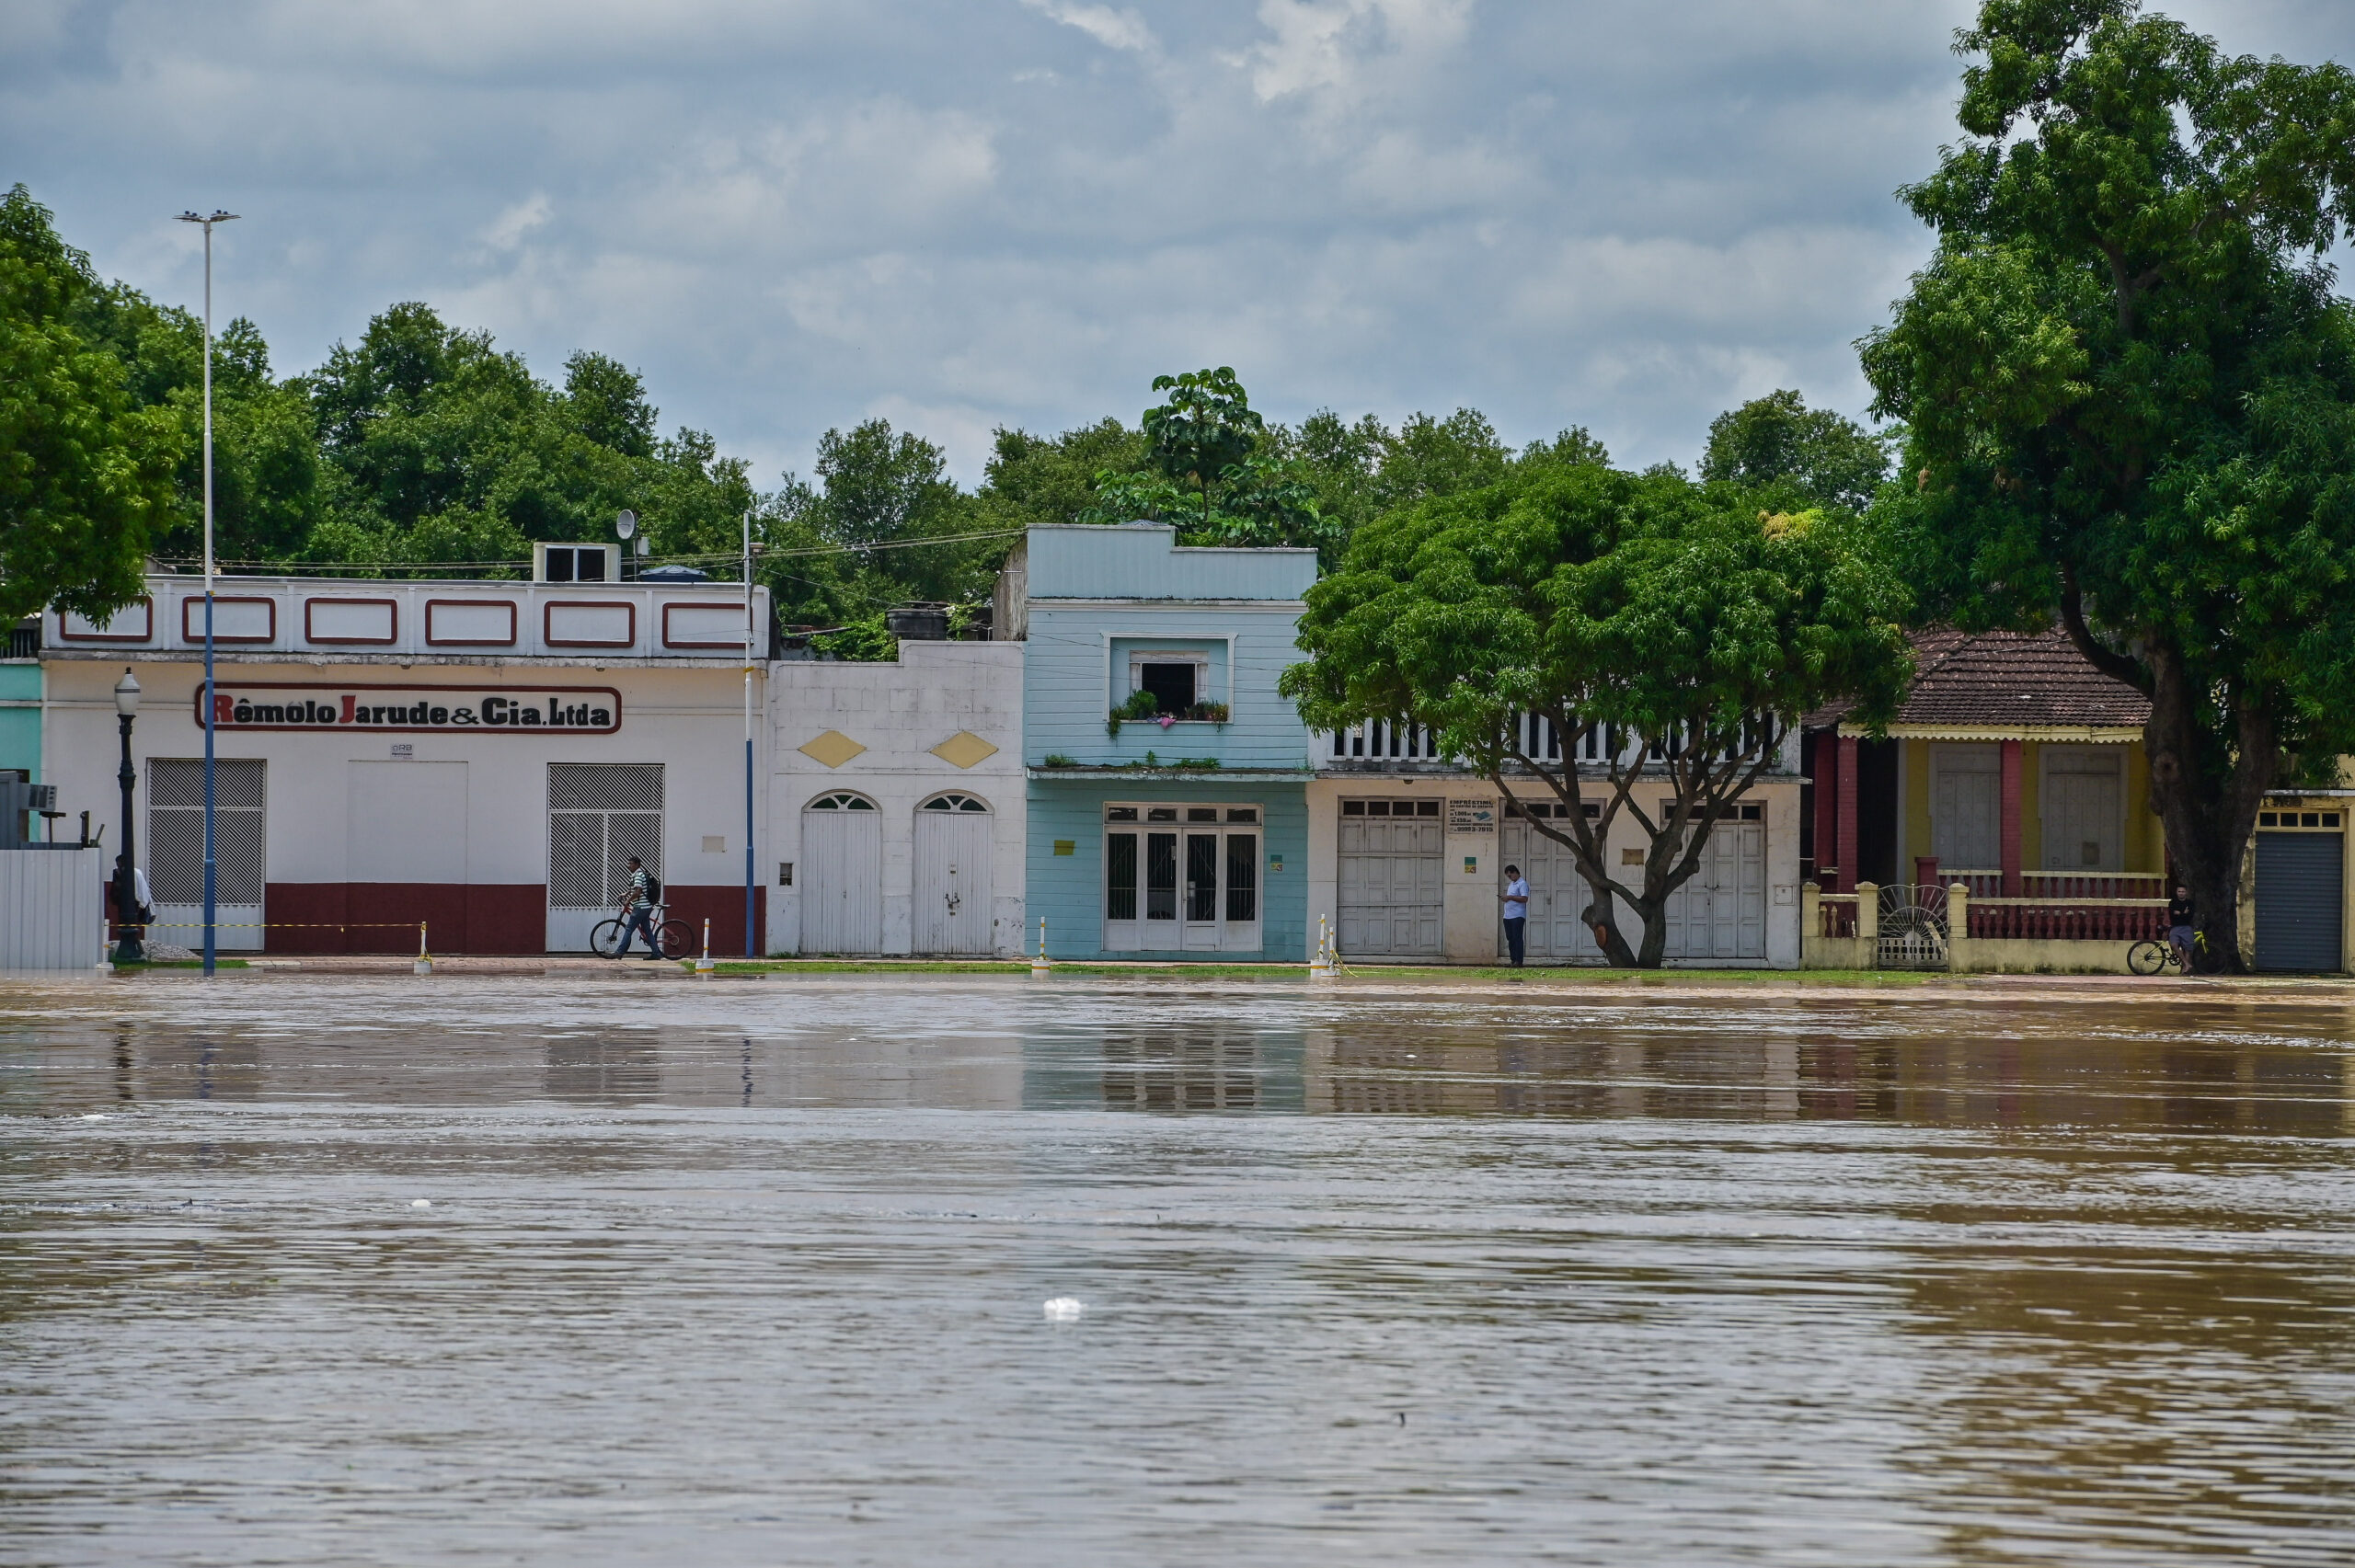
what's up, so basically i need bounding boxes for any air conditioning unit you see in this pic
[534,543,622,584]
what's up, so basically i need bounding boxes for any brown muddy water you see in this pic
[4,975,2354,1565]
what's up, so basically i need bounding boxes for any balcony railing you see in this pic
[1937,869,2166,899]
[1327,713,1797,771]
[1327,719,1442,761]
[1968,898,2168,942]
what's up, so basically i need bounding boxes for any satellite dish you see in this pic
[615,509,638,541]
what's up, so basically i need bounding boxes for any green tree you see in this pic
[0,186,181,622]
[1274,407,1606,551]
[1283,464,1910,967]
[1699,389,1890,511]
[757,418,1005,649]
[974,418,1149,531]
[1142,366,1262,526]
[1077,368,1337,558]
[302,302,752,577]
[1857,0,2355,968]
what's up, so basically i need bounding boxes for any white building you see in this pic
[41,568,771,956]
[1304,718,1805,968]
[769,638,1025,957]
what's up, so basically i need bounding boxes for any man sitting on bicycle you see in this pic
[2166,885,2196,966]
[615,855,662,960]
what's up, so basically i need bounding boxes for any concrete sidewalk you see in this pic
[113,955,2355,1005]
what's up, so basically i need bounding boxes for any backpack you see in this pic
[640,870,662,904]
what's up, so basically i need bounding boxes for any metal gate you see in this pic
[547,763,662,953]
[1876,883,1949,969]
[1338,797,1442,957]
[2255,830,2344,972]
[149,758,265,951]
[914,794,994,955]
[802,792,883,954]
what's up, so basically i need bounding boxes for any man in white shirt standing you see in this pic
[1499,864,1530,968]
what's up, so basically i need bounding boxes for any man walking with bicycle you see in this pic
[614,855,663,960]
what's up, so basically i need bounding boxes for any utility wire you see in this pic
[152,528,1028,576]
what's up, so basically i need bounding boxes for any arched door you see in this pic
[801,792,882,954]
[914,793,994,955]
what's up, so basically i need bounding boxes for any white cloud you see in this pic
[11,0,2349,489]
[480,194,551,253]
[1020,0,1155,54]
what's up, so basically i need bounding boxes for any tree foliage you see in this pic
[1699,389,1890,510]
[1284,464,1911,967]
[0,186,182,623]
[1858,0,2355,967]
[761,417,1005,643]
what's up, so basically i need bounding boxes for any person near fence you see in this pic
[2166,885,2196,966]
[614,855,661,960]
[1499,864,1530,968]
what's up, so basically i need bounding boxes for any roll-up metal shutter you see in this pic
[2254,831,2344,973]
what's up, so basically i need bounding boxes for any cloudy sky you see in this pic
[7,0,2347,486]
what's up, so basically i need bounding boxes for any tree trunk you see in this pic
[2142,643,2279,975]
[1628,894,1671,968]
[1579,876,1639,967]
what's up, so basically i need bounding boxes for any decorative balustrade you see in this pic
[1816,892,1858,938]
[1939,869,2166,899]
[1327,719,1442,761]
[1968,898,2167,942]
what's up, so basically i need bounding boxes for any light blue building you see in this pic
[0,623,42,792]
[997,525,1317,962]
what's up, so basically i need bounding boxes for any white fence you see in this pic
[0,847,107,969]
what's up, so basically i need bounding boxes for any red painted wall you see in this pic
[665,883,765,958]
[259,883,760,956]
[265,883,546,955]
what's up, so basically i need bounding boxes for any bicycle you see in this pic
[2128,929,2223,976]
[591,902,693,960]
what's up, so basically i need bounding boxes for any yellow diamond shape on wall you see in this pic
[930,730,999,769]
[798,730,867,768]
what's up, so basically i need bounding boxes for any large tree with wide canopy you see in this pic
[1860,0,2355,967]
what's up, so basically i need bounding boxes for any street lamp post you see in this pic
[177,208,237,978]
[743,509,756,958]
[110,669,142,965]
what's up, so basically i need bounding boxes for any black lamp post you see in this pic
[111,668,143,965]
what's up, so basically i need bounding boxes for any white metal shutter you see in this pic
[148,758,265,951]
[547,763,663,952]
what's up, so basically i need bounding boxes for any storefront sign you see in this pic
[194,682,621,734]
[1447,798,1496,833]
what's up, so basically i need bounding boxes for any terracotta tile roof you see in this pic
[1809,627,2150,730]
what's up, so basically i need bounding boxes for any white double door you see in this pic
[1503,818,1765,962]
[1338,815,1442,956]
[913,809,994,956]
[1103,824,1261,952]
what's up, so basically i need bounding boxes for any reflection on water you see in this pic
[2,976,2353,1565]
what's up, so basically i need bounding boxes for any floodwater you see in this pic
[5,976,2354,1565]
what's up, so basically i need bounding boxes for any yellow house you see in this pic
[1802,631,2349,973]
[1805,628,2161,897]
